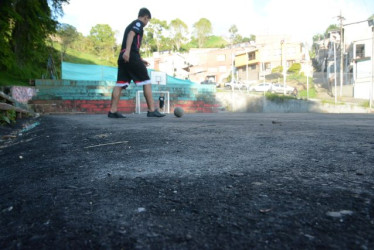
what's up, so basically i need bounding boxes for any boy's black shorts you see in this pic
[116,52,151,89]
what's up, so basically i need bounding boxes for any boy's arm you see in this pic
[123,30,136,62]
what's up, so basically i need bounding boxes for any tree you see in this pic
[57,23,79,60]
[313,34,325,42]
[193,18,212,48]
[229,25,242,45]
[169,18,188,52]
[0,0,69,78]
[145,18,168,52]
[0,0,16,72]
[324,24,339,37]
[89,24,116,61]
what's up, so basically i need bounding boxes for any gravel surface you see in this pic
[1,112,374,249]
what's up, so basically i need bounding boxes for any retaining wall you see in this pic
[30,80,219,114]
[215,92,370,113]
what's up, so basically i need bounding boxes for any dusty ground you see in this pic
[1,112,374,249]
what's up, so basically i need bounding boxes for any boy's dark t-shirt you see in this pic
[119,19,144,60]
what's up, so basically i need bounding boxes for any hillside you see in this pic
[0,43,116,87]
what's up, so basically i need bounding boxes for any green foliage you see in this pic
[145,18,168,52]
[0,109,16,125]
[89,24,116,62]
[313,33,325,42]
[298,87,317,98]
[321,99,345,105]
[325,24,339,37]
[169,18,188,51]
[287,63,301,74]
[229,25,239,44]
[193,18,212,48]
[0,71,30,86]
[53,43,115,66]
[288,73,313,84]
[57,23,79,60]
[205,36,227,48]
[0,0,68,82]
[360,100,370,108]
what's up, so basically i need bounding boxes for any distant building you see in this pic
[345,21,373,99]
[146,35,307,85]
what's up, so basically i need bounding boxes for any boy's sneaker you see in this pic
[108,112,126,118]
[147,109,166,117]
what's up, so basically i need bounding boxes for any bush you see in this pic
[272,66,283,74]
[287,63,301,74]
[0,110,16,125]
[265,93,296,103]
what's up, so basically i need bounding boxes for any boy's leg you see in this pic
[108,86,126,118]
[110,86,123,113]
[143,84,165,117]
[143,84,154,112]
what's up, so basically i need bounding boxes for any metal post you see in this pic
[371,26,374,110]
[281,40,286,95]
[307,69,309,100]
[339,12,345,97]
[305,43,310,100]
[334,42,337,104]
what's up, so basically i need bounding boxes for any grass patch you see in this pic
[321,99,345,105]
[0,72,30,86]
[205,36,228,48]
[54,43,115,66]
[360,100,370,108]
[298,87,317,98]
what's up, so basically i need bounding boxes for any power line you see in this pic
[343,19,369,27]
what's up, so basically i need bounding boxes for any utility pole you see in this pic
[305,43,310,100]
[338,11,345,97]
[371,23,374,110]
[334,41,337,104]
[281,40,286,95]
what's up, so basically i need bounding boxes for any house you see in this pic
[146,51,190,80]
[313,18,373,100]
[344,20,373,100]
[186,47,246,84]
[234,35,304,83]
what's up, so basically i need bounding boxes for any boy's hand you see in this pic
[123,52,130,62]
[142,59,150,66]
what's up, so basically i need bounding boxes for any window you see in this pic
[265,63,271,70]
[356,44,365,59]
[248,52,256,60]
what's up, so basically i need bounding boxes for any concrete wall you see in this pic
[354,82,374,100]
[331,85,354,98]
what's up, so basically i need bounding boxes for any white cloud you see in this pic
[59,0,373,44]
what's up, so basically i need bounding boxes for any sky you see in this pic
[58,0,374,45]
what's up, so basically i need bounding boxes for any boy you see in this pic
[108,8,165,118]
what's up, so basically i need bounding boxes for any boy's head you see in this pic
[138,8,151,18]
[138,7,151,26]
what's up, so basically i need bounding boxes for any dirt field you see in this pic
[1,113,374,249]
